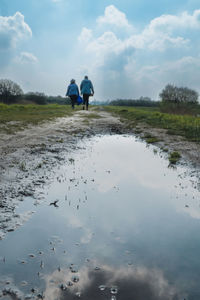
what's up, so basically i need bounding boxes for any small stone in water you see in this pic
[67,281,73,287]
[94,266,100,271]
[111,296,116,300]
[99,285,106,291]
[20,260,27,264]
[37,292,44,299]
[72,275,79,283]
[111,286,118,294]
[76,291,81,297]
[60,284,67,290]
[70,265,78,273]
[29,254,36,258]
[40,261,44,269]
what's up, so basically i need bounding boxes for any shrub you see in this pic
[25,92,47,105]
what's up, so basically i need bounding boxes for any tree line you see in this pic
[0,79,199,112]
[0,79,70,105]
[109,97,160,107]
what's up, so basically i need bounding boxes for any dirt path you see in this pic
[0,108,199,239]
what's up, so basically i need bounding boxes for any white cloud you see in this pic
[78,27,93,43]
[0,12,32,51]
[131,10,200,50]
[87,31,122,55]
[76,7,200,100]
[17,52,38,64]
[147,9,200,32]
[97,5,132,29]
[81,7,199,62]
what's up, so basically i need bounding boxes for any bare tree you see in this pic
[160,84,198,104]
[0,79,23,104]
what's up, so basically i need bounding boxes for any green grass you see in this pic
[168,151,181,164]
[105,106,200,142]
[0,103,76,134]
[143,134,160,144]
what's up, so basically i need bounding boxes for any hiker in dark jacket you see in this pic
[66,79,79,109]
[80,76,94,110]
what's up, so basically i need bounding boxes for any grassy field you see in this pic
[0,103,76,134]
[105,106,200,142]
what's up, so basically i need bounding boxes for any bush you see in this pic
[25,92,47,105]
[109,98,159,107]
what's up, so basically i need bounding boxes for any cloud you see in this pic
[0,12,32,50]
[44,264,182,300]
[16,52,38,64]
[77,7,200,100]
[97,5,132,30]
[79,7,197,62]
[0,12,32,68]
[147,9,200,32]
[78,27,93,43]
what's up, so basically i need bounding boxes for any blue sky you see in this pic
[0,0,200,100]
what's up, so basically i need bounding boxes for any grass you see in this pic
[143,133,160,144]
[105,106,200,142]
[0,103,76,134]
[168,151,181,164]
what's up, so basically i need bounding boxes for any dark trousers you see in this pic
[83,94,90,110]
[70,95,78,109]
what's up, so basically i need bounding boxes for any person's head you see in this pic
[70,79,75,84]
[84,75,88,80]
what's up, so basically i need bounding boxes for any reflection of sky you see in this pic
[78,136,185,192]
[0,135,200,298]
[44,264,181,300]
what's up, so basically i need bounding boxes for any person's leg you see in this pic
[85,94,90,110]
[83,94,87,110]
[70,96,74,109]
[70,95,77,109]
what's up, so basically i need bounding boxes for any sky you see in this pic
[0,0,200,101]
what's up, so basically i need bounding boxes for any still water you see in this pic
[0,135,200,300]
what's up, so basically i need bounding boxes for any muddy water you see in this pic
[0,135,200,300]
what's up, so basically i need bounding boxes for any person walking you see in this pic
[80,76,94,110]
[66,79,79,109]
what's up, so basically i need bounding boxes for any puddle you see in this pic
[0,135,200,299]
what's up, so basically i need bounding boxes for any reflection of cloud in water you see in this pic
[180,206,200,220]
[93,137,178,193]
[67,215,93,244]
[44,264,182,300]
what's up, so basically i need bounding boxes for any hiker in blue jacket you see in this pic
[80,76,94,110]
[66,79,79,109]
